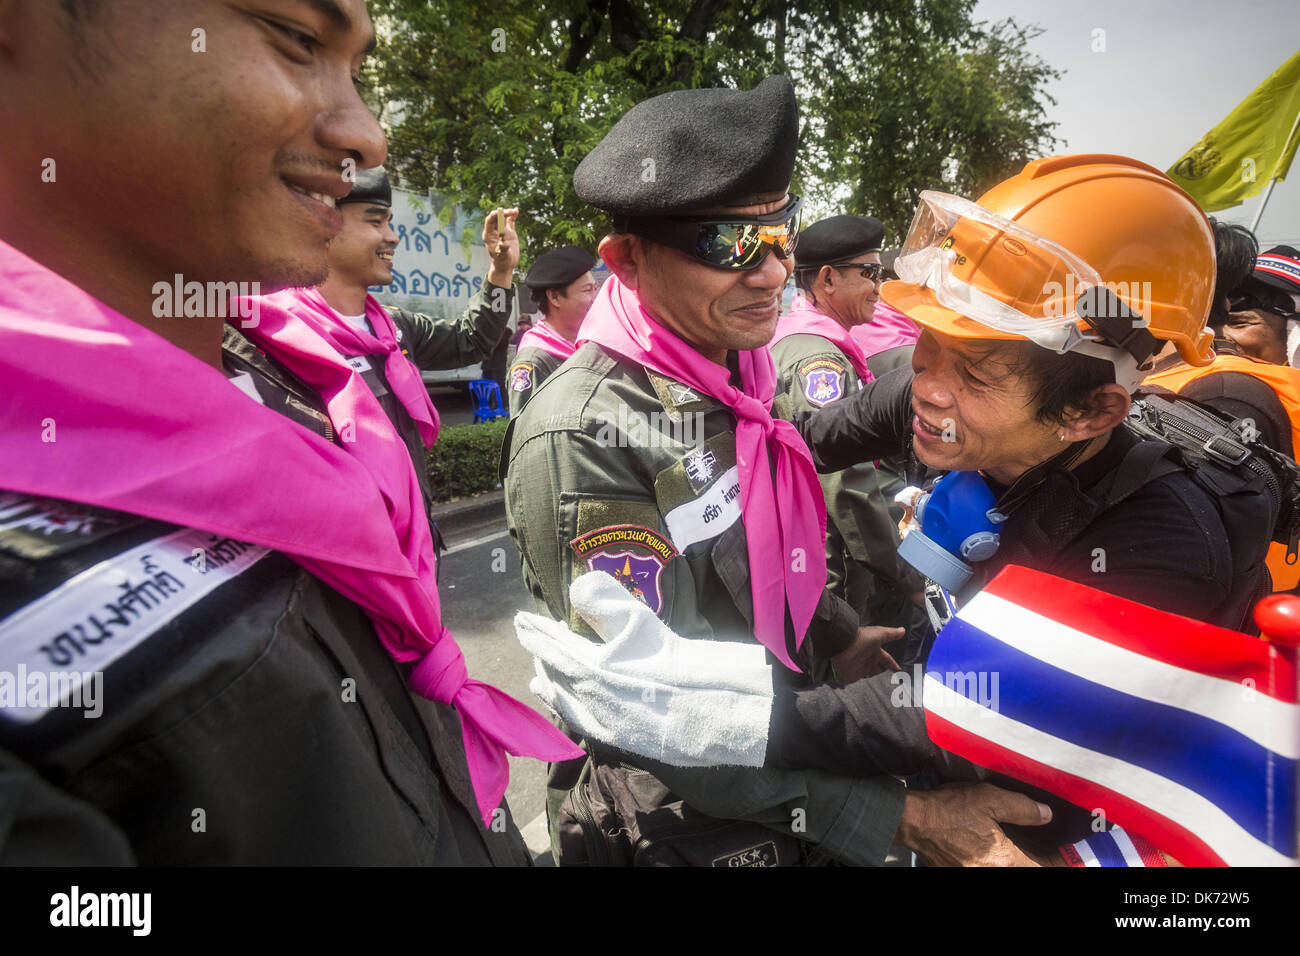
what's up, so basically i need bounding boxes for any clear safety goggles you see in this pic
[894,190,1109,348]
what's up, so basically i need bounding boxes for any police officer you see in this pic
[509,246,598,414]
[0,0,576,864]
[771,215,923,662]
[270,166,519,524]
[503,76,1030,866]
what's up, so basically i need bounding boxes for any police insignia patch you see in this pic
[799,358,845,407]
[683,447,718,492]
[570,524,677,614]
[510,363,534,392]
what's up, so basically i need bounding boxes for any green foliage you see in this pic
[363,0,1062,257]
[425,418,511,502]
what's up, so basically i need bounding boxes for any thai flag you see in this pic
[923,565,1299,867]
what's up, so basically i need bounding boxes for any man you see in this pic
[503,76,1047,866]
[1146,226,1300,592]
[0,0,577,864]
[509,246,598,414]
[770,215,923,661]
[1226,244,1300,367]
[268,166,519,523]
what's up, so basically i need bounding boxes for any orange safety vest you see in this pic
[1146,352,1300,591]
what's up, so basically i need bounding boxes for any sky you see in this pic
[972,0,1300,247]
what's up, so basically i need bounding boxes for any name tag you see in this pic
[345,355,372,373]
[663,466,741,551]
[0,529,268,723]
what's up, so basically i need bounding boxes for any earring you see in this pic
[1058,433,1066,442]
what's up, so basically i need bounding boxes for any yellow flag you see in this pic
[1167,49,1300,211]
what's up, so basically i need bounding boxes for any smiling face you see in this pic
[605,192,794,364]
[909,329,1067,483]
[816,252,882,328]
[327,201,398,290]
[1223,309,1288,365]
[0,0,384,317]
[546,271,599,334]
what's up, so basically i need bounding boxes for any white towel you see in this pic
[514,571,774,768]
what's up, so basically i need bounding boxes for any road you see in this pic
[436,512,555,860]
[428,384,478,427]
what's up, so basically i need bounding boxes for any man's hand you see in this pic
[483,207,520,287]
[832,625,903,683]
[895,782,1052,866]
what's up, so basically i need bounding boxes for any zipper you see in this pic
[569,772,614,866]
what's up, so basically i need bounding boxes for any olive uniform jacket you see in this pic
[770,332,918,627]
[0,326,531,865]
[507,345,563,417]
[501,342,908,866]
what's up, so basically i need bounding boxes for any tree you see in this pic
[361,0,1061,260]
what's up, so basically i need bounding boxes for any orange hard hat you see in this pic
[883,154,1217,374]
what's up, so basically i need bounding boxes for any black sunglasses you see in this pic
[624,196,803,271]
[832,261,884,283]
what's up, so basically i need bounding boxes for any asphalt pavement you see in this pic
[435,499,556,862]
[428,384,478,427]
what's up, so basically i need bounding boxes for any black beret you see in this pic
[341,166,391,207]
[793,215,885,271]
[574,76,799,216]
[523,246,597,292]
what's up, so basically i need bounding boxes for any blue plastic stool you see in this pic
[469,378,508,423]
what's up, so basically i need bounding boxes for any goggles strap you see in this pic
[1076,286,1158,364]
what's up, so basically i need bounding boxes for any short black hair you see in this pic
[531,287,552,316]
[1002,341,1117,427]
[793,267,819,301]
[1208,218,1260,330]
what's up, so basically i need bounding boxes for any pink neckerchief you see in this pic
[771,295,874,383]
[268,287,440,448]
[0,239,582,826]
[849,299,921,361]
[516,320,578,360]
[578,277,827,672]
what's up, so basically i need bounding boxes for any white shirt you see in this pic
[339,312,373,337]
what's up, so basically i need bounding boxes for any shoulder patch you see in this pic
[510,362,535,392]
[647,371,717,419]
[0,493,143,561]
[570,524,677,614]
[798,358,845,407]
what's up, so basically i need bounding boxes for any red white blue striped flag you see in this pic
[924,565,1299,867]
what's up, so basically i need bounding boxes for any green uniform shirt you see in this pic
[507,345,563,416]
[502,342,905,866]
[770,331,914,623]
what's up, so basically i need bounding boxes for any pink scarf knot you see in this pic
[411,635,468,703]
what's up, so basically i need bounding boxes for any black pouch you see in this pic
[555,758,807,867]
